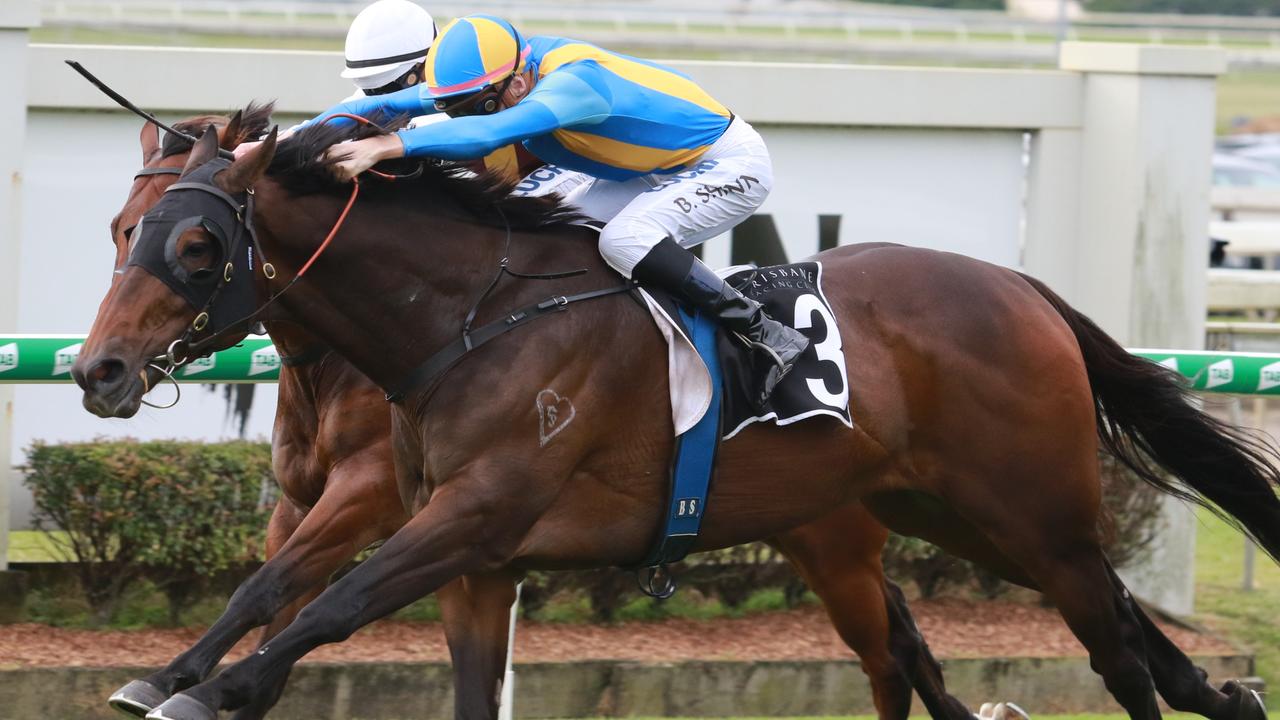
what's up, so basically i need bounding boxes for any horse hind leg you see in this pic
[880,579,977,720]
[1001,531,1162,719]
[1102,563,1265,720]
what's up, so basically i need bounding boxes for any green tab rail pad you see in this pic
[2,337,1280,394]
[0,335,280,383]
[1130,349,1280,396]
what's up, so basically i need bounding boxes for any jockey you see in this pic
[340,0,436,101]
[309,14,809,403]
[327,2,543,182]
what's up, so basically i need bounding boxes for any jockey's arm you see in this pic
[322,69,609,179]
[397,70,610,160]
[308,84,434,128]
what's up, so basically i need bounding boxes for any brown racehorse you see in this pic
[76,120,1278,720]
[94,111,978,720]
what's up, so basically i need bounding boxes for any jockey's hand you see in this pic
[232,127,294,159]
[233,140,261,159]
[325,135,407,182]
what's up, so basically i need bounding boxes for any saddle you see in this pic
[632,260,853,596]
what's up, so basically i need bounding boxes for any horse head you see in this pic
[74,116,278,418]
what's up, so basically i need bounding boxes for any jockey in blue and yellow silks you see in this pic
[310,14,808,403]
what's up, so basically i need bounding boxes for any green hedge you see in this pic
[23,439,274,625]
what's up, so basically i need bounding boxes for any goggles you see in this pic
[432,27,524,119]
[364,62,425,97]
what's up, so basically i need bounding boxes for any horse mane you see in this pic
[160,101,277,159]
[267,117,583,231]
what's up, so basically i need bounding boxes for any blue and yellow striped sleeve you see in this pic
[305,85,436,129]
[396,69,611,159]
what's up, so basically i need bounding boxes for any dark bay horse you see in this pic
[93,112,978,720]
[76,121,1279,720]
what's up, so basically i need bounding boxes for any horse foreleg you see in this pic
[224,586,322,720]
[771,507,915,720]
[115,462,404,718]
[146,473,527,720]
[109,498,307,717]
[438,571,522,720]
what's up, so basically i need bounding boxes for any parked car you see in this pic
[1212,151,1280,187]
[1232,142,1280,176]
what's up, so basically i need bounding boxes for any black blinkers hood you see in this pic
[126,157,262,344]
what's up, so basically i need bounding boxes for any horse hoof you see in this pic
[109,680,168,717]
[145,694,217,720]
[1222,679,1267,720]
[976,701,1031,720]
[995,702,1032,720]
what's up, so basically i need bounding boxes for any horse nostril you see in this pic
[87,358,126,391]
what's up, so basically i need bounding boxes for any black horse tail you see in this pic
[1018,271,1280,562]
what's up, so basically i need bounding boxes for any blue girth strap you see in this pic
[635,306,724,598]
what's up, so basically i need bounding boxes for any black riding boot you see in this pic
[632,237,809,405]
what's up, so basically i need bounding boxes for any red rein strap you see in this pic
[296,112,397,278]
[298,179,358,278]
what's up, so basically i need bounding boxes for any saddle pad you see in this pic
[719,261,853,439]
[638,261,852,441]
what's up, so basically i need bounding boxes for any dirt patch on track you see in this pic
[0,599,1236,669]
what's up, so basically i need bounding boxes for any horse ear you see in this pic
[181,125,221,177]
[218,126,278,194]
[219,110,244,151]
[139,120,160,163]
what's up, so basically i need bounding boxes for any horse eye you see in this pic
[184,243,209,259]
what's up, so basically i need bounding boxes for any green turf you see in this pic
[7,529,65,564]
[585,715,1280,720]
[1218,70,1280,133]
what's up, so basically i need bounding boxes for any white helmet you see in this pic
[342,0,438,90]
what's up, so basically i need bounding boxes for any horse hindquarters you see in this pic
[818,246,1168,718]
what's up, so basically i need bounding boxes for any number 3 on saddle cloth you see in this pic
[633,261,853,597]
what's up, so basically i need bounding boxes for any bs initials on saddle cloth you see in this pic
[311,13,811,407]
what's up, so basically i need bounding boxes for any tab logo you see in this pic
[53,343,83,377]
[182,355,216,377]
[1206,358,1234,390]
[0,343,16,374]
[1261,361,1280,392]
[249,346,280,377]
